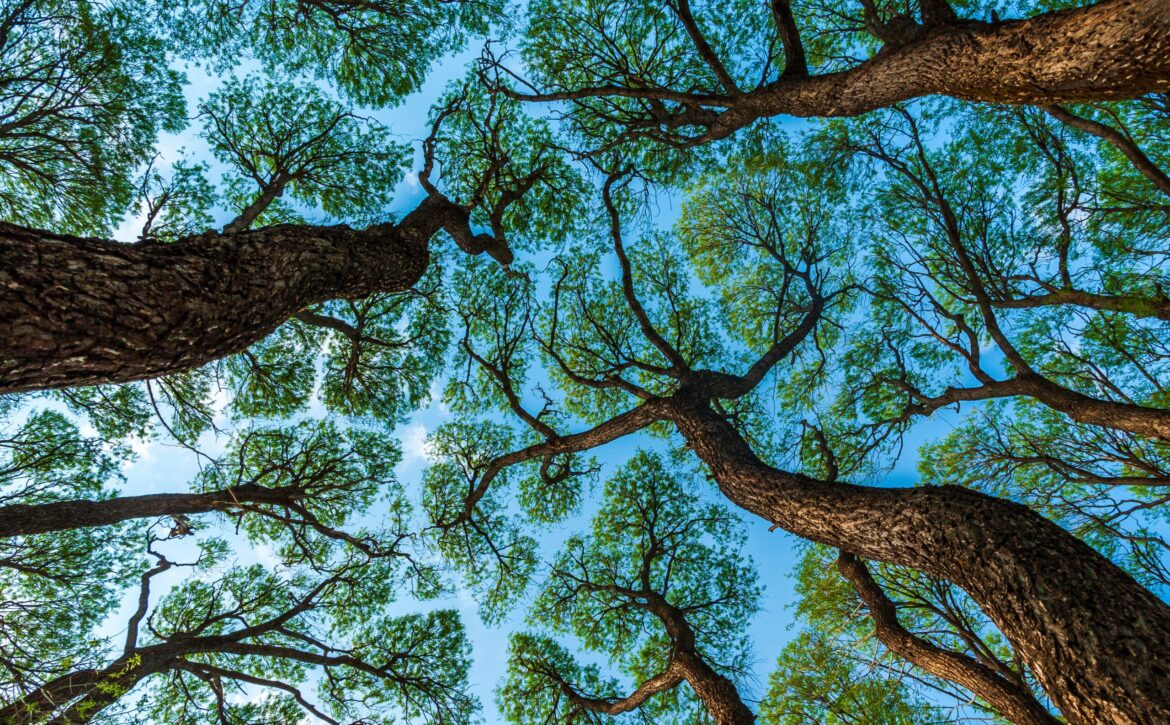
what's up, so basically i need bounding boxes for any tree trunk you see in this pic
[0,195,481,393]
[0,483,297,537]
[668,393,1170,724]
[708,0,1170,135]
[836,552,1059,725]
[675,652,756,725]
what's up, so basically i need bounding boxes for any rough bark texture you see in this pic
[667,392,1170,724]
[0,195,487,393]
[0,484,299,538]
[672,652,754,724]
[711,0,1170,132]
[836,552,1059,725]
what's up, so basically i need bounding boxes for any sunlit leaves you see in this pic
[429,77,589,252]
[503,451,759,722]
[200,75,410,226]
[422,420,539,623]
[761,630,922,725]
[0,0,184,234]
[160,0,501,106]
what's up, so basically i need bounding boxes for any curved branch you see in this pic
[836,552,1058,725]
[1044,104,1170,199]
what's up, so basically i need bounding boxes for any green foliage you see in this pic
[200,74,410,225]
[317,277,451,422]
[430,75,590,251]
[761,630,923,725]
[0,408,137,702]
[498,633,621,724]
[518,0,769,175]
[160,0,501,106]
[223,319,322,419]
[197,419,407,561]
[136,558,477,723]
[136,157,218,239]
[0,0,185,234]
[422,420,539,623]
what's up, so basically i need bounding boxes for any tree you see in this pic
[499,0,1170,148]
[820,103,1170,446]
[0,419,402,548]
[3,0,1170,722]
[762,543,1055,724]
[499,451,759,724]
[0,79,568,394]
[441,165,1170,722]
[0,399,471,723]
[198,75,409,234]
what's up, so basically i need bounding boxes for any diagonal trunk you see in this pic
[708,0,1170,134]
[0,651,162,724]
[0,483,300,537]
[0,195,482,394]
[646,595,756,725]
[668,393,1170,724]
[674,651,756,725]
[836,552,1058,725]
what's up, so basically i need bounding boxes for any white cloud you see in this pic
[398,422,431,467]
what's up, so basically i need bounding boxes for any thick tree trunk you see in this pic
[668,393,1170,724]
[710,0,1170,134]
[836,552,1059,725]
[0,483,298,537]
[0,195,486,394]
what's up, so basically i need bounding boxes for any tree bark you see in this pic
[0,195,486,394]
[667,392,1170,724]
[516,0,1170,138]
[674,651,756,725]
[716,0,1170,129]
[836,552,1059,725]
[645,594,756,725]
[907,375,1170,443]
[222,175,290,234]
[0,483,299,538]
[989,288,1170,321]
[1043,104,1170,200]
